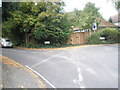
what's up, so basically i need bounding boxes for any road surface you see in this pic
[2,44,119,88]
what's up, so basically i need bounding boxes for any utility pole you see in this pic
[26,32,27,45]
[24,29,28,45]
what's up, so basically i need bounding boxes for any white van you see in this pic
[0,38,13,47]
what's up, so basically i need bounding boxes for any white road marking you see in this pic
[86,68,96,75]
[31,57,34,59]
[56,55,76,64]
[77,66,83,82]
[25,65,56,88]
[31,52,64,68]
[31,52,38,53]
[51,55,85,88]
[49,51,53,52]
[76,64,85,88]
[19,51,25,52]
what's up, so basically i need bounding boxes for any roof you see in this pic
[73,28,80,31]
[72,18,118,31]
[97,18,118,27]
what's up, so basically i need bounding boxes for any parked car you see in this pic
[0,38,13,48]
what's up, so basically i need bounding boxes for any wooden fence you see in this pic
[68,31,94,44]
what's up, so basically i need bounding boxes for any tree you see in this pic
[65,9,80,26]
[76,2,103,29]
[2,2,34,45]
[114,1,120,10]
[2,2,19,22]
[65,2,103,30]
[108,17,113,23]
[33,2,71,45]
[108,0,120,10]
[2,2,71,45]
[65,12,76,26]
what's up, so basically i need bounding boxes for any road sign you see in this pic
[93,22,97,30]
[44,41,50,44]
[100,37,105,40]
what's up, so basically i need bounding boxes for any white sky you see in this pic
[0,0,1,7]
[63,0,118,20]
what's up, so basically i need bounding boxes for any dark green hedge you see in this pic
[86,28,120,44]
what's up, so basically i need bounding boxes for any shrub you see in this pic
[86,31,107,44]
[100,28,120,43]
[86,28,120,44]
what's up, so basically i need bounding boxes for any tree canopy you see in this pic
[66,2,103,30]
[108,17,113,23]
[108,0,120,10]
[2,2,72,45]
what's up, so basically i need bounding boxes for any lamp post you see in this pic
[24,29,29,45]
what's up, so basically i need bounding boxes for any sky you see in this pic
[63,0,118,20]
[0,0,117,20]
[0,0,1,7]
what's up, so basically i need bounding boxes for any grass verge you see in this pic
[16,43,119,49]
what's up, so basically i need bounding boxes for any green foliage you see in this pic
[32,2,71,45]
[86,31,107,44]
[108,17,113,23]
[65,2,103,30]
[116,1,120,10]
[2,2,20,22]
[65,11,78,26]
[101,28,120,43]
[3,2,71,46]
[109,0,120,10]
[76,2,102,29]
[86,28,120,44]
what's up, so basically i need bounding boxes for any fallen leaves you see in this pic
[1,85,3,88]
[0,56,46,88]
[19,86,25,88]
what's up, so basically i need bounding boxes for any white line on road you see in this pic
[25,65,56,88]
[19,51,25,52]
[77,66,83,82]
[31,52,38,53]
[76,64,85,88]
[31,52,64,68]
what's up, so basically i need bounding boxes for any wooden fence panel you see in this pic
[68,31,93,44]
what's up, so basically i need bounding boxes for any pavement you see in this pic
[0,56,45,88]
[1,44,119,88]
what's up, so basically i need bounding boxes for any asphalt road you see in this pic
[2,63,43,88]
[2,44,119,88]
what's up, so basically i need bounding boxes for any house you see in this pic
[111,14,120,27]
[96,18,118,29]
[72,18,118,32]
[68,18,118,45]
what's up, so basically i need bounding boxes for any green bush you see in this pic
[86,31,107,44]
[86,28,120,44]
[100,28,120,43]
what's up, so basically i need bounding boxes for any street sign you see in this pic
[93,22,97,30]
[44,41,50,44]
[100,37,105,40]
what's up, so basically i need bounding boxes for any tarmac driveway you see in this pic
[2,44,119,88]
